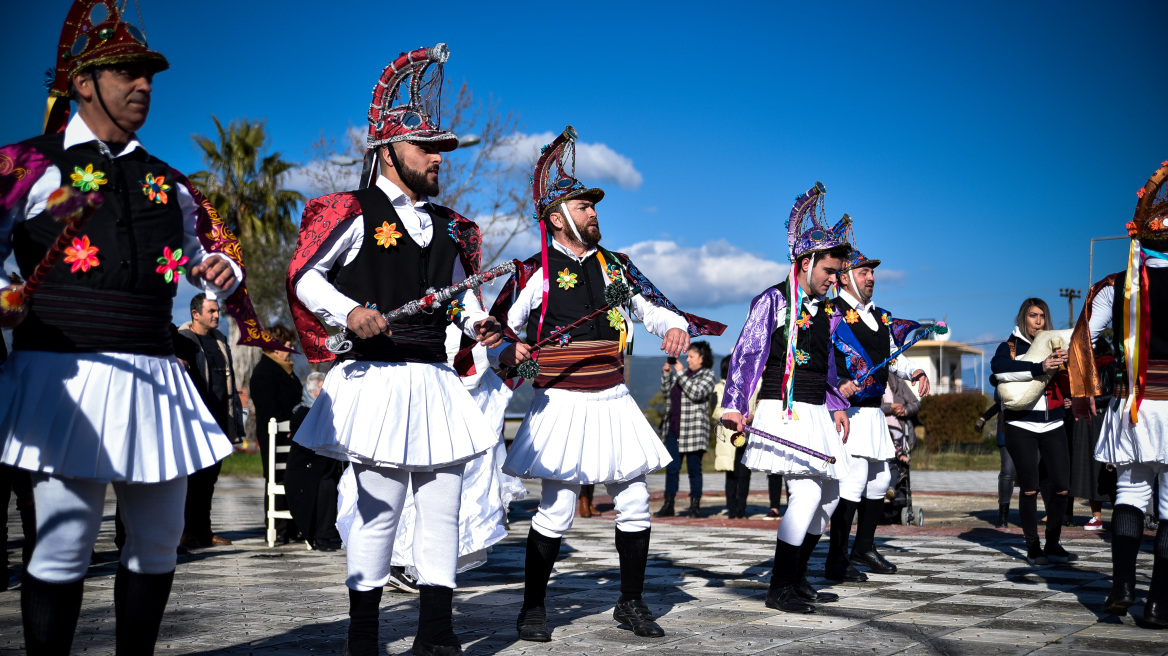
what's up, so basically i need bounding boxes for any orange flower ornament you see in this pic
[63,235,100,273]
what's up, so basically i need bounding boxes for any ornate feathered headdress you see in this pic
[365,44,457,153]
[1129,161,1168,241]
[530,126,605,222]
[786,182,851,262]
[44,0,169,135]
[835,216,881,272]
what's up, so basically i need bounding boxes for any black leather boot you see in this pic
[850,498,897,574]
[413,585,461,656]
[346,586,382,656]
[654,495,675,518]
[517,528,560,642]
[997,503,1010,528]
[686,497,702,518]
[21,572,84,656]
[824,500,867,582]
[1104,504,1144,615]
[767,539,814,613]
[114,565,175,656]
[794,534,837,603]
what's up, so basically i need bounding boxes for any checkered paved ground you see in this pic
[2,477,1164,655]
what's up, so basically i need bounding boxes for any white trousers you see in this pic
[776,476,840,546]
[532,476,651,539]
[28,473,187,582]
[345,463,464,591]
[838,457,892,503]
[1116,461,1168,519]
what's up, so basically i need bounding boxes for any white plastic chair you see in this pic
[265,417,293,547]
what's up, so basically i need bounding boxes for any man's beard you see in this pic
[562,217,601,249]
[398,160,440,197]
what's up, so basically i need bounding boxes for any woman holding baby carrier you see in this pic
[990,298,1075,566]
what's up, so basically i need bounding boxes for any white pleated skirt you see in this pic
[294,360,497,470]
[741,399,851,479]
[0,350,233,483]
[1094,399,1168,466]
[844,406,896,460]
[503,383,672,484]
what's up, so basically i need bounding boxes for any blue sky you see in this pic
[3,1,1166,389]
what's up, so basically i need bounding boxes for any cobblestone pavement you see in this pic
[2,477,1164,655]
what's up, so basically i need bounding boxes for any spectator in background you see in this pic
[714,356,753,519]
[764,476,785,520]
[286,372,342,551]
[250,324,302,544]
[1069,341,1117,531]
[883,374,919,522]
[975,398,1014,528]
[176,294,244,548]
[655,341,717,518]
[991,298,1073,566]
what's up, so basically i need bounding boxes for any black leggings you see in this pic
[1004,424,1069,543]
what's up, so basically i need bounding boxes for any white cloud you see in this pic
[492,132,643,190]
[618,240,788,309]
[285,159,362,197]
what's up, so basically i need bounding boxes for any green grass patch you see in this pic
[911,447,999,471]
[220,450,263,477]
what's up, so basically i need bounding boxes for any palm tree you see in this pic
[189,116,305,328]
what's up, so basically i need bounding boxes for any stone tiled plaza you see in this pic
[2,476,1164,655]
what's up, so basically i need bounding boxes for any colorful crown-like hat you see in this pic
[786,182,851,261]
[366,44,457,153]
[531,126,605,221]
[44,0,169,135]
[1128,160,1168,240]
[834,216,881,272]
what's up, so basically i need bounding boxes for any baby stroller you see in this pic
[884,425,924,526]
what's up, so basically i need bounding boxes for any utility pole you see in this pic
[1059,288,1081,329]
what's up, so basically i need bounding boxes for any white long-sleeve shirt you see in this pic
[292,175,487,339]
[1088,255,1168,346]
[837,289,920,380]
[0,115,241,299]
[501,239,689,341]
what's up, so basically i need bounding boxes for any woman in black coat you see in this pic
[249,325,302,543]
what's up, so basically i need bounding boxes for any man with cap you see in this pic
[1068,160,1168,627]
[489,126,724,641]
[719,182,853,614]
[287,44,504,656]
[0,1,283,653]
[825,235,930,582]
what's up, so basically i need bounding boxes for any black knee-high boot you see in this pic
[613,528,664,637]
[1043,492,1076,562]
[824,500,866,582]
[1104,504,1144,615]
[851,498,896,574]
[766,539,813,613]
[346,587,382,656]
[114,565,175,656]
[793,533,837,603]
[414,585,461,655]
[517,528,561,642]
[21,572,84,656]
[1145,521,1168,626]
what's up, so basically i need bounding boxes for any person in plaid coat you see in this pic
[656,341,717,518]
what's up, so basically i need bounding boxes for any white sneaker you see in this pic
[387,566,420,593]
[1084,516,1103,531]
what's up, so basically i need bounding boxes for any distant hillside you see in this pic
[504,354,725,415]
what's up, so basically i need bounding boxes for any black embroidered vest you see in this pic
[11,133,185,355]
[329,187,458,363]
[759,281,831,405]
[834,295,891,407]
[525,248,623,345]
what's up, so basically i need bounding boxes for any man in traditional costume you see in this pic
[1069,160,1168,627]
[286,44,503,656]
[720,182,853,613]
[0,1,283,653]
[489,126,724,641]
[825,238,930,581]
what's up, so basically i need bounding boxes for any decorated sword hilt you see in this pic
[514,278,635,379]
[325,260,517,355]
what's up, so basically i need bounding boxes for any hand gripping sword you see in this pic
[325,260,517,355]
[514,278,635,380]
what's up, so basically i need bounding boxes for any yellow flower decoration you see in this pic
[607,308,625,331]
[70,163,107,192]
[447,299,464,320]
[845,309,860,324]
[374,221,402,248]
[556,268,578,290]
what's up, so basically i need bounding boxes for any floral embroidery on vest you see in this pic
[63,235,100,272]
[374,221,402,248]
[156,246,188,283]
[556,268,578,290]
[140,172,171,204]
[70,164,107,192]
